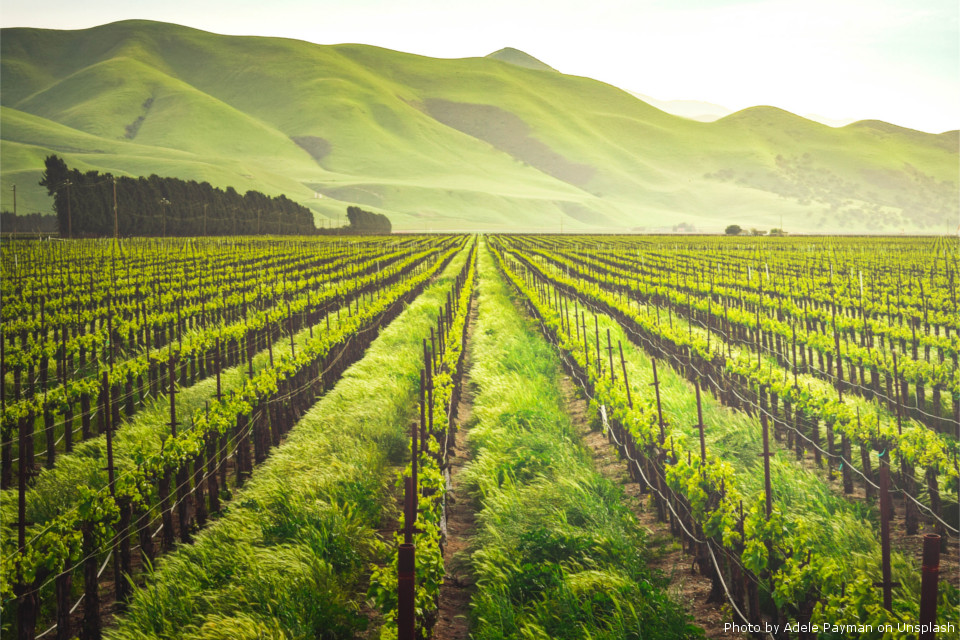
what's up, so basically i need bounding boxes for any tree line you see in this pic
[345,205,392,234]
[39,155,317,237]
[0,211,58,234]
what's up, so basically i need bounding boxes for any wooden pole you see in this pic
[918,534,940,640]
[618,341,632,409]
[696,381,706,464]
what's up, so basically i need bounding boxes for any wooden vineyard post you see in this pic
[416,367,423,500]
[893,350,919,534]
[618,341,632,409]
[160,354,176,551]
[397,367,425,640]
[791,323,799,386]
[841,433,854,494]
[0,328,8,489]
[103,371,129,605]
[55,558,73,640]
[833,305,845,395]
[193,443,207,529]
[876,453,898,611]
[918,534,940,640]
[826,418,836,479]
[606,328,616,383]
[594,315,601,376]
[247,333,255,379]
[582,312,590,372]
[925,467,947,551]
[216,338,223,401]
[651,359,666,444]
[760,393,773,521]
[44,396,55,468]
[80,520,100,640]
[398,540,416,640]
[695,381,706,465]
[857,409,876,500]
[17,405,37,639]
[287,302,295,358]
[650,359,667,523]
[574,301,580,342]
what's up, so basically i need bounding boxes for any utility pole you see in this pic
[12,184,15,217]
[113,177,119,239]
[160,198,170,237]
[65,180,72,238]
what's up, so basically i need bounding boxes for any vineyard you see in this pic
[1,234,957,639]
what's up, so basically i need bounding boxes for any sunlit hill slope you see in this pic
[1,20,956,232]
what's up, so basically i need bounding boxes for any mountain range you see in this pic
[1,20,956,233]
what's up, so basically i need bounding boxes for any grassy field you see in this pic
[459,243,700,638]
[1,20,957,233]
[106,245,471,639]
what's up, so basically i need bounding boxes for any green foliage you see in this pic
[464,243,699,640]
[3,21,956,232]
[345,205,391,234]
[105,243,474,639]
[39,154,316,237]
[488,234,960,635]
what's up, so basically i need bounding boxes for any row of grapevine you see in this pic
[516,236,958,434]
[459,242,699,639]
[370,238,477,638]
[1,243,447,485]
[490,236,957,638]
[499,237,957,543]
[106,239,475,639]
[1,236,466,640]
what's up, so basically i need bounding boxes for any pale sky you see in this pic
[2,0,957,133]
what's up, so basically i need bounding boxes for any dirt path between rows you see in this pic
[558,375,744,640]
[433,297,480,640]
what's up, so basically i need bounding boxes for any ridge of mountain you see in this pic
[1,20,955,233]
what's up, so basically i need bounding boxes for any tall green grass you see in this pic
[106,247,469,639]
[0,282,373,536]
[459,243,700,639]
[571,294,926,614]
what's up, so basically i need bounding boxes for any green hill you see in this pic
[1,20,956,233]
[485,47,557,72]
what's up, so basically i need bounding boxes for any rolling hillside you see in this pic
[1,20,956,232]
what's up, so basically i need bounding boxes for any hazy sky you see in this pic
[2,0,957,133]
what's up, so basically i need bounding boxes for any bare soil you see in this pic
[433,297,480,640]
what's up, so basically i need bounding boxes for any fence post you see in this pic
[397,542,416,640]
[875,454,898,611]
[918,534,940,640]
[618,341,632,409]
